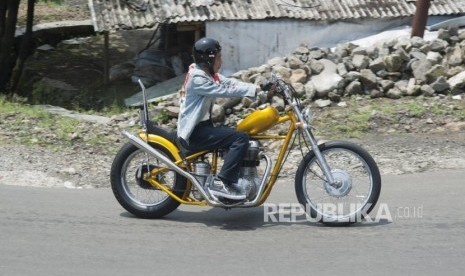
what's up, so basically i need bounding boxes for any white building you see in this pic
[89,0,465,76]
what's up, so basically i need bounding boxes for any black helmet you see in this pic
[193,37,221,71]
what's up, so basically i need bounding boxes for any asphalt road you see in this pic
[1,170,464,276]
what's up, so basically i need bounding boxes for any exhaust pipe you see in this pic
[122,131,212,201]
[122,131,274,208]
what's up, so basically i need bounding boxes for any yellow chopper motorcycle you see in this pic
[110,76,381,225]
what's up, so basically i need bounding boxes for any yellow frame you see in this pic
[142,111,299,206]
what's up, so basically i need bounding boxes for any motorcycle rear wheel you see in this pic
[110,142,187,219]
[295,141,381,225]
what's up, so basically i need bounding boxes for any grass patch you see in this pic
[406,101,426,117]
[334,110,372,138]
[0,95,115,149]
[313,100,373,138]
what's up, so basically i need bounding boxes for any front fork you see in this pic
[302,127,335,184]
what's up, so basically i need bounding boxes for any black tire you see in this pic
[110,142,187,219]
[295,141,381,225]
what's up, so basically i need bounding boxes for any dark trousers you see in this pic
[183,120,249,184]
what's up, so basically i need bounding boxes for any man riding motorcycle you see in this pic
[177,37,263,200]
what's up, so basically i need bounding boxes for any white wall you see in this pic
[207,18,411,76]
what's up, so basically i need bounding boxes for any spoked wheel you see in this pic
[110,142,187,218]
[295,141,381,225]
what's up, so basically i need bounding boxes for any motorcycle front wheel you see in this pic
[295,141,381,225]
[110,142,187,219]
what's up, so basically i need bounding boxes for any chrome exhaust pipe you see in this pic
[122,130,274,208]
[122,131,212,201]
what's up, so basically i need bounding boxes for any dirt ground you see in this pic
[1,123,465,189]
[3,0,464,189]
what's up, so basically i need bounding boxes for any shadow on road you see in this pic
[120,206,391,231]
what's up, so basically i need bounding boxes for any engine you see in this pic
[191,140,264,200]
[237,140,263,200]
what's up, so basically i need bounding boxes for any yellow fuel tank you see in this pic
[236,106,280,135]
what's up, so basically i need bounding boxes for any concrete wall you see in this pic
[207,18,413,76]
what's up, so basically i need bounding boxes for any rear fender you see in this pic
[138,133,182,162]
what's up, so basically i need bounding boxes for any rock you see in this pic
[241,97,254,108]
[406,83,422,97]
[429,39,448,52]
[410,59,432,82]
[288,56,304,69]
[32,77,79,107]
[37,44,55,51]
[410,36,426,48]
[267,57,286,67]
[352,54,370,70]
[292,82,305,97]
[419,44,431,53]
[334,44,350,58]
[309,59,325,74]
[337,101,347,107]
[166,106,179,117]
[370,89,383,98]
[386,87,402,99]
[447,71,465,90]
[216,98,241,109]
[272,65,291,82]
[383,54,403,72]
[438,28,458,41]
[359,69,378,90]
[271,96,285,111]
[351,47,368,56]
[445,46,463,66]
[379,79,395,92]
[344,71,360,82]
[337,63,348,76]
[410,49,426,60]
[421,85,436,97]
[459,31,465,41]
[304,81,316,100]
[369,57,386,73]
[426,51,443,65]
[309,48,326,59]
[430,77,450,93]
[289,69,307,84]
[446,66,465,78]
[315,99,332,108]
[328,90,341,102]
[294,45,310,55]
[395,80,409,94]
[395,47,410,61]
[211,104,225,122]
[345,80,363,95]
[231,70,249,82]
[309,59,343,97]
[425,64,446,83]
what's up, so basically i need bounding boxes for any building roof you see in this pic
[89,0,465,32]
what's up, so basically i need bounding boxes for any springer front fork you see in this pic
[302,127,335,184]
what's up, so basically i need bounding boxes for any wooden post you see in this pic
[411,0,431,38]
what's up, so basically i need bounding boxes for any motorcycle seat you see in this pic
[145,120,194,157]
